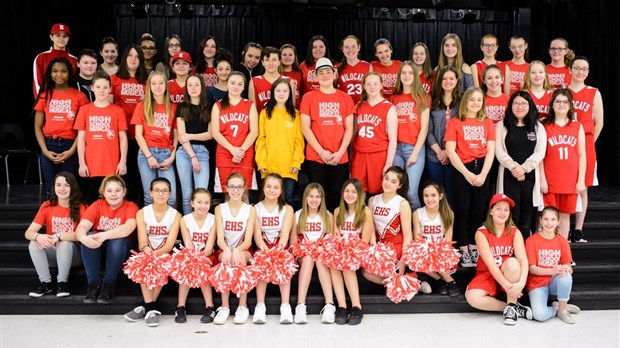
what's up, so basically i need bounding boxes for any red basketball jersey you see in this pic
[251,75,288,113]
[569,85,597,135]
[337,60,372,104]
[168,79,185,104]
[476,226,516,272]
[528,90,553,120]
[543,120,581,193]
[216,99,253,148]
[353,99,392,153]
[546,65,571,89]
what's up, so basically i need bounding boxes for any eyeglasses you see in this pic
[141,46,156,51]
[571,67,589,73]
[549,47,567,52]
[227,185,244,191]
[482,44,497,49]
[168,43,181,48]
[153,188,170,194]
[553,100,570,105]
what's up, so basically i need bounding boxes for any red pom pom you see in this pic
[168,248,213,288]
[383,273,421,303]
[230,265,258,296]
[250,245,298,285]
[208,263,258,297]
[319,234,367,271]
[290,239,317,259]
[402,239,460,273]
[361,242,398,277]
[123,250,171,289]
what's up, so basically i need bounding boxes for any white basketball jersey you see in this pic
[339,211,362,237]
[144,204,178,250]
[255,201,286,245]
[221,202,251,249]
[295,210,325,242]
[417,207,445,242]
[183,212,215,252]
[370,194,404,239]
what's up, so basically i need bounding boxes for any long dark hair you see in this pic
[178,74,210,123]
[50,172,85,223]
[431,66,461,110]
[37,57,76,103]
[117,44,148,83]
[304,35,331,66]
[544,88,575,125]
[264,78,296,120]
[260,173,286,211]
[503,91,538,133]
[195,35,219,73]
[385,166,409,199]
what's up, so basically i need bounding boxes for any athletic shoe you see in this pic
[571,261,577,266]
[320,303,336,324]
[145,310,161,327]
[174,306,187,323]
[460,251,474,267]
[435,280,448,295]
[503,305,518,325]
[334,307,348,325]
[573,230,587,243]
[201,307,216,323]
[29,282,53,298]
[56,282,70,298]
[348,306,363,325]
[279,304,293,324]
[557,309,575,324]
[514,302,533,320]
[405,290,417,301]
[233,306,249,324]
[124,306,146,322]
[83,284,100,304]
[252,303,267,324]
[420,281,432,294]
[469,249,479,265]
[447,281,461,297]
[294,303,307,324]
[97,283,114,304]
[552,301,581,314]
[213,307,230,325]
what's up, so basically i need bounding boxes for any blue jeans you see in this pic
[425,160,455,209]
[528,273,573,322]
[392,143,425,210]
[80,231,130,286]
[176,145,210,215]
[137,148,177,207]
[283,178,296,206]
[41,137,78,196]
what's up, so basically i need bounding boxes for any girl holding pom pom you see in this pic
[213,172,257,325]
[124,177,181,327]
[252,173,295,324]
[412,181,460,296]
[331,178,373,325]
[174,188,217,324]
[291,183,334,324]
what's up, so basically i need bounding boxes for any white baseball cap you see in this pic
[314,57,335,72]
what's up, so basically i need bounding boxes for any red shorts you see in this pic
[584,134,597,187]
[350,151,387,194]
[213,166,258,193]
[467,271,505,297]
[388,242,403,260]
[543,193,578,214]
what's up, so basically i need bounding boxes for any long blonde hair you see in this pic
[298,183,331,233]
[393,60,429,110]
[457,87,486,121]
[521,60,552,91]
[438,33,466,81]
[336,179,367,230]
[143,71,172,125]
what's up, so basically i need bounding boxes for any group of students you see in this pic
[29,23,600,326]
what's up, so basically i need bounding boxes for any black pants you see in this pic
[303,160,349,212]
[503,172,535,237]
[123,139,143,206]
[452,159,490,248]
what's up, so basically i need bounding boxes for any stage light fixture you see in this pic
[411,9,426,22]
[462,10,477,23]
[132,4,148,19]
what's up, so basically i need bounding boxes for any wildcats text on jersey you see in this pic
[220,113,249,124]
[547,134,577,147]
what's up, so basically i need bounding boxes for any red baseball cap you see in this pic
[489,194,515,208]
[50,23,71,36]
[172,51,192,65]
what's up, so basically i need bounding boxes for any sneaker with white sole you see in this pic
[213,307,230,325]
[294,303,307,324]
[573,230,587,243]
[469,249,479,265]
[279,304,293,324]
[557,309,575,324]
[252,303,267,324]
[145,310,161,327]
[460,251,474,267]
[552,301,581,314]
[233,306,249,324]
[420,281,432,294]
[513,302,533,320]
[29,282,53,298]
[503,305,518,325]
[124,306,146,322]
[56,282,70,297]
[320,303,336,324]
[201,306,216,323]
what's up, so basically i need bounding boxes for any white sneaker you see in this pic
[233,306,250,324]
[320,303,336,324]
[557,309,576,324]
[279,303,293,324]
[213,307,230,325]
[552,301,581,314]
[420,281,432,294]
[294,303,307,324]
[252,303,267,324]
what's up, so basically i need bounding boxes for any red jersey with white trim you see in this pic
[300,61,318,96]
[371,60,401,97]
[528,90,553,120]
[371,194,405,245]
[525,232,572,291]
[221,202,251,249]
[543,120,581,193]
[33,48,78,98]
[193,67,217,87]
[353,99,392,153]
[168,80,185,104]
[251,75,289,113]
[444,117,496,164]
[476,226,516,272]
[504,61,528,96]
[184,212,215,252]
[416,207,445,242]
[546,65,571,89]
[390,93,430,145]
[418,71,434,95]
[282,70,302,108]
[255,202,286,245]
[295,210,325,242]
[569,85,597,135]
[131,102,177,150]
[484,93,509,124]
[339,211,362,237]
[34,88,89,140]
[82,199,139,234]
[110,75,145,140]
[33,201,87,235]
[143,204,178,250]
[215,98,255,159]
[337,60,372,104]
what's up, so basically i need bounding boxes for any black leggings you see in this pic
[503,172,535,237]
[452,159,490,248]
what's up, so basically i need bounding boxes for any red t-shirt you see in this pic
[34,88,89,140]
[300,61,318,96]
[371,60,402,97]
[251,75,288,113]
[525,232,572,291]
[484,93,510,124]
[74,102,128,177]
[82,199,139,233]
[476,226,516,273]
[168,79,185,104]
[528,90,553,120]
[337,60,372,104]
[504,61,529,96]
[33,201,87,235]
[33,48,78,98]
[353,99,393,153]
[546,64,571,89]
[569,85,598,135]
[390,93,430,145]
[110,75,145,140]
[444,116,496,164]
[300,89,355,164]
[131,102,177,150]
[543,120,581,193]
[193,67,217,87]
[418,71,435,95]
[282,70,302,108]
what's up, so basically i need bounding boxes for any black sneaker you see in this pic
[97,283,114,304]
[175,306,187,323]
[335,307,348,325]
[503,305,518,325]
[29,282,53,298]
[435,280,448,295]
[348,306,363,325]
[201,306,216,323]
[573,229,587,243]
[514,302,533,320]
[56,282,70,297]
[83,284,100,304]
[446,281,461,297]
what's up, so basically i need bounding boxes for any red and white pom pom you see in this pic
[230,265,258,297]
[168,248,213,288]
[402,240,431,272]
[361,242,397,277]
[403,239,460,273]
[250,245,298,284]
[430,240,461,273]
[123,250,171,289]
[290,239,316,259]
[383,273,421,304]
[320,234,367,271]
[209,263,258,296]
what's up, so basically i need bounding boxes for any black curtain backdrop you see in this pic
[1,0,616,184]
